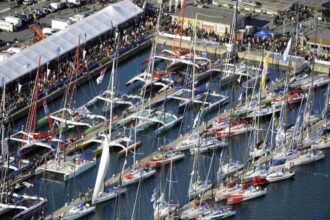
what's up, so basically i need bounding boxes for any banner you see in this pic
[96,68,107,84]
[260,53,270,93]
[280,37,292,64]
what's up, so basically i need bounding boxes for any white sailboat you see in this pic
[92,29,127,205]
[226,186,267,205]
[0,79,47,220]
[92,138,127,205]
[312,136,330,149]
[288,149,325,166]
[200,207,236,220]
[35,37,96,181]
[152,192,178,220]
[266,169,295,183]
[60,203,95,220]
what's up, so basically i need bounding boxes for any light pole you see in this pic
[56,47,61,80]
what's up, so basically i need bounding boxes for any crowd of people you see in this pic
[4,3,330,115]
[161,14,330,63]
[5,13,157,114]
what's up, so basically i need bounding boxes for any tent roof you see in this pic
[255,30,272,39]
[0,0,143,85]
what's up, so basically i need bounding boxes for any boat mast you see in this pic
[1,78,6,159]
[25,56,41,141]
[178,0,186,52]
[305,18,318,139]
[191,11,197,104]
[56,36,81,163]
[108,29,119,143]
[225,0,238,177]
[0,78,7,203]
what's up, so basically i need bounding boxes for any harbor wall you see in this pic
[157,36,330,75]
[9,38,153,121]
[157,35,228,57]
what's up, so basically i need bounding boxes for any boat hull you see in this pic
[62,206,95,220]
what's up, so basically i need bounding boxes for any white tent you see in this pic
[0,0,143,85]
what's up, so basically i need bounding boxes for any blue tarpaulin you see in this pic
[255,30,272,39]
[271,159,286,166]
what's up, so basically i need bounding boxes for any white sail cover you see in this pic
[92,137,110,204]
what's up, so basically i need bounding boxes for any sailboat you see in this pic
[0,79,47,220]
[121,166,156,186]
[312,82,330,150]
[60,203,95,220]
[35,37,96,181]
[152,193,177,220]
[9,57,55,158]
[92,32,127,205]
[226,186,267,205]
[266,169,295,183]
[92,137,127,205]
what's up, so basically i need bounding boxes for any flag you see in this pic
[317,44,323,56]
[18,83,22,94]
[43,99,49,115]
[47,68,51,78]
[193,112,200,128]
[0,77,4,89]
[142,0,147,10]
[150,187,158,202]
[83,49,87,60]
[24,63,30,69]
[161,41,166,49]
[238,93,242,101]
[55,47,61,55]
[280,37,292,64]
[260,53,270,93]
[96,68,107,84]
[202,50,208,58]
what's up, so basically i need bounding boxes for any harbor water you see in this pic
[16,49,330,220]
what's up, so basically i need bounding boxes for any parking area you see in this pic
[0,0,105,47]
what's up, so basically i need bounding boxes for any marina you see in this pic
[1,0,330,220]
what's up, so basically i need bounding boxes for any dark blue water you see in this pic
[20,49,330,220]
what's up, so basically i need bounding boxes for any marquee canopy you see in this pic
[0,0,143,85]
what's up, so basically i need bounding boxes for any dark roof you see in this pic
[172,6,245,25]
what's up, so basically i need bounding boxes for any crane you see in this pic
[30,24,46,43]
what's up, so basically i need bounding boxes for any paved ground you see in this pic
[0,1,104,46]
[214,0,330,11]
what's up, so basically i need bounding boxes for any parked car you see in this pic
[14,14,29,24]
[23,0,36,5]
[24,13,33,21]
[49,2,64,10]
[42,27,58,36]
[39,7,51,15]
[32,10,42,19]
[43,5,56,13]
[32,9,44,17]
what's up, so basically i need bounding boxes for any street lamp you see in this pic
[56,47,61,80]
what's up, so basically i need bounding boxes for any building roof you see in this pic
[0,0,143,85]
[305,27,330,46]
[172,6,245,25]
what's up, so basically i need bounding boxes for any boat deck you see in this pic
[46,197,90,220]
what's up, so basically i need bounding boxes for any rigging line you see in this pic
[112,192,119,220]
[130,176,142,220]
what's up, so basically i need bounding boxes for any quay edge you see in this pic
[156,36,330,75]
[6,36,153,122]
